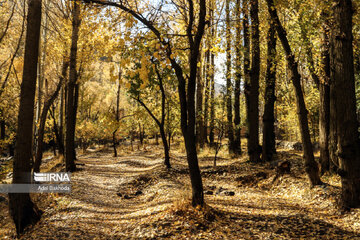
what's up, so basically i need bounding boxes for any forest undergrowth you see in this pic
[1,143,360,239]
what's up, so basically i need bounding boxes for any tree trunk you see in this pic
[160,125,170,168]
[65,1,80,172]
[113,77,121,157]
[203,47,210,144]
[58,86,65,155]
[225,0,235,154]
[330,0,360,208]
[244,0,261,162]
[9,0,42,234]
[233,0,242,155]
[73,83,79,159]
[243,0,251,156]
[208,1,215,146]
[134,63,171,168]
[262,23,277,162]
[266,0,321,186]
[196,52,205,147]
[33,60,68,172]
[209,51,215,145]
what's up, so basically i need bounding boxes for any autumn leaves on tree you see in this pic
[1,0,359,235]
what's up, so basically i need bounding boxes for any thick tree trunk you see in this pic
[330,0,360,208]
[262,23,277,162]
[225,0,235,153]
[266,0,321,185]
[33,60,68,172]
[65,1,80,172]
[233,0,242,155]
[245,0,261,162]
[243,0,252,157]
[9,0,42,234]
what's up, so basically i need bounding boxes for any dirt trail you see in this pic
[1,147,360,239]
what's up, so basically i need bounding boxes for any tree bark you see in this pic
[245,0,261,162]
[203,45,210,144]
[58,86,65,155]
[266,0,321,185]
[330,0,360,208]
[233,0,242,155]
[225,0,235,154]
[262,23,277,162]
[113,77,121,157]
[65,1,80,172]
[209,4,215,146]
[9,0,42,234]
[196,52,205,147]
[33,60,68,172]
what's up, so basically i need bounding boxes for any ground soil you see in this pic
[1,144,360,239]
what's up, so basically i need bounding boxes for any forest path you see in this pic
[1,146,360,239]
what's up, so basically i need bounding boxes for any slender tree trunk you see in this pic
[113,77,121,157]
[330,0,360,208]
[196,52,205,147]
[208,1,215,146]
[72,83,79,159]
[9,0,42,234]
[65,1,80,172]
[58,85,64,155]
[267,0,321,185]
[233,0,242,155]
[50,107,62,156]
[135,64,171,168]
[203,50,209,145]
[209,51,215,145]
[262,23,277,162]
[33,61,68,172]
[225,0,235,154]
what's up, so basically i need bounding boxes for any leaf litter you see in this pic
[0,146,360,239]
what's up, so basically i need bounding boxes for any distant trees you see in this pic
[9,0,42,234]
